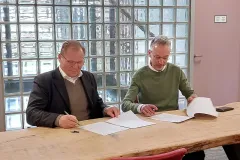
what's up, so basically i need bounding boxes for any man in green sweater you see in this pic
[122,35,204,160]
[122,35,240,160]
[122,35,196,116]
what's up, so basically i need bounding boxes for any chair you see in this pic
[111,148,187,160]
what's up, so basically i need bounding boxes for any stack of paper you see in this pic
[106,111,156,128]
[81,98,218,134]
[80,122,128,136]
[187,97,218,117]
[151,113,192,123]
[150,97,218,123]
[80,111,155,135]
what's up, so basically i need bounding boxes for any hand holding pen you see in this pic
[64,111,81,126]
[58,111,80,129]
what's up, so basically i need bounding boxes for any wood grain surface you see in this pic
[1,102,240,160]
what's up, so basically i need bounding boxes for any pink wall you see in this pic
[193,0,240,105]
[238,0,240,100]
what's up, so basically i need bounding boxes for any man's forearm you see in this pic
[122,100,140,113]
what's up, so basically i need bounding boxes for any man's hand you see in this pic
[141,104,158,117]
[104,107,120,118]
[59,115,78,129]
[187,94,197,104]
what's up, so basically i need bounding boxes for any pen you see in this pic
[64,111,80,126]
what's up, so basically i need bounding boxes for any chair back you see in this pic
[111,148,187,160]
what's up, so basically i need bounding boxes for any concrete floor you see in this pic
[205,147,228,160]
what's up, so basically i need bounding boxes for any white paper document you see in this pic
[187,97,218,117]
[106,111,156,128]
[149,97,218,123]
[151,113,192,123]
[80,122,128,135]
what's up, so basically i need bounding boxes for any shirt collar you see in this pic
[148,60,166,72]
[59,67,83,84]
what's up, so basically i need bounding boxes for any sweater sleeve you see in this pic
[179,69,195,99]
[121,74,142,113]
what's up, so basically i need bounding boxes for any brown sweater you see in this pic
[64,78,89,121]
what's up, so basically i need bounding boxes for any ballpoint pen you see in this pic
[64,111,81,126]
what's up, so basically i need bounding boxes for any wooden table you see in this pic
[1,102,240,160]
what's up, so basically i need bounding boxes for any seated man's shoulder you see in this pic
[134,66,149,76]
[81,70,92,75]
[81,70,94,78]
[81,70,99,83]
[167,63,182,71]
[35,70,55,83]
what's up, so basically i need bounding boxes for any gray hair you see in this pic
[149,35,171,50]
[60,40,85,55]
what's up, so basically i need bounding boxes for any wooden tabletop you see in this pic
[1,102,240,160]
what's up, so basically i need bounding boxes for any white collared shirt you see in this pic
[59,67,83,84]
[148,60,166,72]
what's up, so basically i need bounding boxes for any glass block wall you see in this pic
[0,0,190,130]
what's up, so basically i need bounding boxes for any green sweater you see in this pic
[122,63,194,113]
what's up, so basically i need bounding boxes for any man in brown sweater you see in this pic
[27,40,119,128]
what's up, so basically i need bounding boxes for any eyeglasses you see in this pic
[152,55,169,62]
[61,54,84,66]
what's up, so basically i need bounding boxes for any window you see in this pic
[0,0,191,131]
